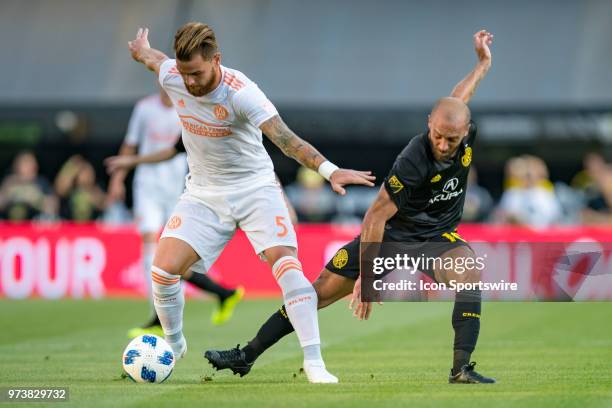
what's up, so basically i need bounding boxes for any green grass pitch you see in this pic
[1,299,611,407]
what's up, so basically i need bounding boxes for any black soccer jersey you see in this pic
[383,121,477,240]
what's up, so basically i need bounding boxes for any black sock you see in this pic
[184,273,235,302]
[146,314,160,327]
[242,305,294,364]
[451,289,481,375]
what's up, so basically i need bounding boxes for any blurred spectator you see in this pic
[285,167,336,222]
[462,167,493,222]
[571,152,612,224]
[495,155,562,228]
[331,186,378,224]
[0,151,57,221]
[54,155,108,221]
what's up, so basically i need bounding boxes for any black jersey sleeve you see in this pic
[384,143,427,209]
[174,137,185,153]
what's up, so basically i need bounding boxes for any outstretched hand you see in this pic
[128,27,151,62]
[329,169,376,195]
[473,29,493,64]
[104,155,136,175]
[349,276,373,320]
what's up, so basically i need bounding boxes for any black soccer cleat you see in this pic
[448,362,496,384]
[204,344,253,377]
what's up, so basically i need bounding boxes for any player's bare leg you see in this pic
[151,237,199,360]
[434,245,495,383]
[205,269,354,380]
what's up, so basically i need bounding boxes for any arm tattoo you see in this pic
[263,116,326,170]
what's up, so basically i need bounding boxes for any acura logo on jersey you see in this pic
[444,178,459,192]
[429,177,463,204]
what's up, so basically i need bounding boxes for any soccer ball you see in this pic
[122,334,175,383]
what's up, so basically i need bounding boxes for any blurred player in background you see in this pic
[126,22,375,383]
[107,87,243,338]
[206,30,496,384]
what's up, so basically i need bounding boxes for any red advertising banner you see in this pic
[0,223,611,299]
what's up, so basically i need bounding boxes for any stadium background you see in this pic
[1,1,611,406]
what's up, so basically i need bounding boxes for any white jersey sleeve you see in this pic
[232,84,279,128]
[123,102,145,146]
[158,59,178,88]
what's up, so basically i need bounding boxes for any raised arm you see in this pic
[128,28,169,75]
[450,30,493,104]
[260,115,375,195]
[349,186,398,320]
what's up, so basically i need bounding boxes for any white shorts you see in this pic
[133,185,181,234]
[160,183,297,273]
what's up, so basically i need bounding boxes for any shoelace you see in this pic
[465,362,477,372]
[218,344,242,360]
[465,362,486,380]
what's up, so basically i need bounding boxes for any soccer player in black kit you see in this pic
[206,30,495,384]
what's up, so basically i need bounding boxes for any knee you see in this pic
[152,256,184,276]
[462,266,481,284]
[452,258,481,284]
[265,246,298,268]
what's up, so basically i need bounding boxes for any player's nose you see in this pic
[438,140,449,152]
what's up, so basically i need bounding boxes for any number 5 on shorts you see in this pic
[275,216,288,237]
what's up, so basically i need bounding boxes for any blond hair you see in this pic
[174,22,218,61]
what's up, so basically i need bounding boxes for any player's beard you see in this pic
[185,75,217,97]
[186,85,207,97]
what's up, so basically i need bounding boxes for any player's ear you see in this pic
[212,52,221,66]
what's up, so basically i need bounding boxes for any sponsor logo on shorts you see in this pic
[332,249,349,269]
[462,312,480,318]
[430,174,442,183]
[387,175,404,194]
[166,215,182,230]
[214,104,229,120]
[461,146,472,167]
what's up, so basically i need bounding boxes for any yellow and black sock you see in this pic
[451,289,481,375]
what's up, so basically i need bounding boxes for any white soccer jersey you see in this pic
[158,59,278,191]
[124,94,187,198]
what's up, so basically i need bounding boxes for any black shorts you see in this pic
[325,231,471,282]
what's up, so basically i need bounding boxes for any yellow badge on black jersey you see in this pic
[388,175,404,194]
[461,146,472,167]
[332,249,349,269]
[431,174,442,183]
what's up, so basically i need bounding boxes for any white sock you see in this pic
[273,256,321,357]
[151,265,185,351]
[143,242,156,315]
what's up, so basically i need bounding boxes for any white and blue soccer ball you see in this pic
[122,334,175,383]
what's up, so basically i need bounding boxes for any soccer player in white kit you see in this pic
[108,88,243,337]
[127,22,375,383]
